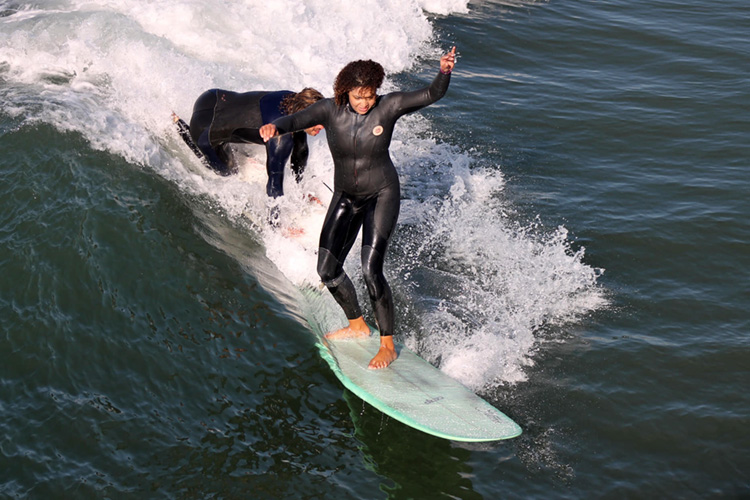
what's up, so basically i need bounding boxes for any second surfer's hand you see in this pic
[259,123,278,142]
[440,46,457,73]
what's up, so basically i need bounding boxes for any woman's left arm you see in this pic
[392,46,457,115]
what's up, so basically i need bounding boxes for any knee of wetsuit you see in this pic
[216,145,238,175]
[196,130,234,175]
[361,245,386,299]
[317,247,346,286]
[214,165,234,177]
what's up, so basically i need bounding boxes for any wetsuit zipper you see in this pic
[352,113,362,193]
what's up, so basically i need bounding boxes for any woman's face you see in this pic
[348,86,377,114]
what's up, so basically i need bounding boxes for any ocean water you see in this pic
[1,0,748,498]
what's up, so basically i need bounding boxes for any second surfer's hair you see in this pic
[281,88,324,115]
[333,60,385,106]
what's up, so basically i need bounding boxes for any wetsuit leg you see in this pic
[265,135,294,198]
[189,90,234,176]
[195,130,234,176]
[318,191,366,320]
[360,182,401,336]
[290,132,309,182]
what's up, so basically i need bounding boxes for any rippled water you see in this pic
[1,0,749,497]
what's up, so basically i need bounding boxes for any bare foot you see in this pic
[325,316,370,340]
[368,335,397,369]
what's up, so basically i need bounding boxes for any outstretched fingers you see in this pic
[259,123,278,142]
[440,46,457,73]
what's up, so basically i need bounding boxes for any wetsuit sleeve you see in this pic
[388,70,451,117]
[173,116,204,159]
[272,99,331,135]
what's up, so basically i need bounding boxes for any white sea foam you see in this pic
[0,0,606,388]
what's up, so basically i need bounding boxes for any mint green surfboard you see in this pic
[310,325,522,442]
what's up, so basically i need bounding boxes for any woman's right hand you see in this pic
[260,124,278,142]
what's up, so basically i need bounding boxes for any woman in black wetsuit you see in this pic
[176,88,324,198]
[261,47,457,369]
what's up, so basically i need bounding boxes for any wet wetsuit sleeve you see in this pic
[173,116,204,159]
[387,70,451,117]
[272,99,331,135]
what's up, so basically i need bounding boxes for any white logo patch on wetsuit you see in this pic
[372,125,384,136]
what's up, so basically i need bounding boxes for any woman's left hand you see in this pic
[440,46,457,73]
[260,123,278,142]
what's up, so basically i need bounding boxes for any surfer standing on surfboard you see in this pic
[173,88,324,198]
[260,47,457,369]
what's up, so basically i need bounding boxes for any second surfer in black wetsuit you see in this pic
[173,88,324,198]
[261,47,457,369]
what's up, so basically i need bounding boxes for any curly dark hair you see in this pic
[281,87,324,115]
[333,60,385,106]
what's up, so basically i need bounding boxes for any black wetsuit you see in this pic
[188,89,310,197]
[272,71,451,336]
